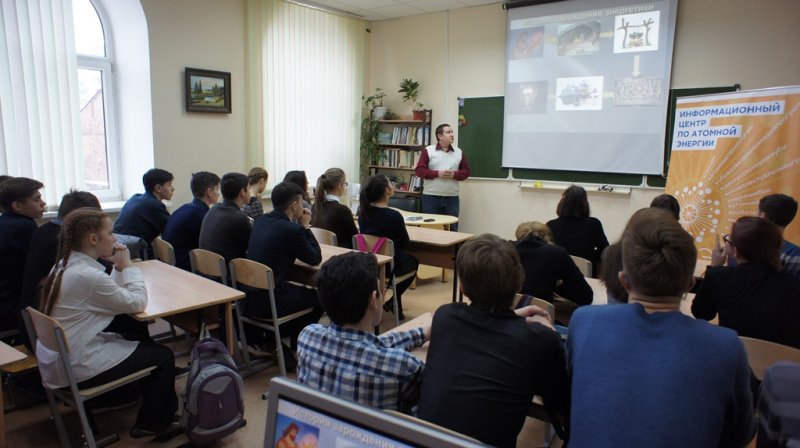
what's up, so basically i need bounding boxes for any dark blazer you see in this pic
[162,198,209,270]
[311,199,357,249]
[0,212,38,332]
[198,200,251,264]
[692,263,800,349]
[113,192,169,243]
[547,216,609,276]
[515,238,592,305]
[20,221,60,316]
[247,209,321,285]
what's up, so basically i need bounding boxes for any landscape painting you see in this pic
[185,67,231,113]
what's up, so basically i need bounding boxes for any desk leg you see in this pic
[225,302,234,354]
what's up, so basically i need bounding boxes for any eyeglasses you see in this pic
[722,234,732,245]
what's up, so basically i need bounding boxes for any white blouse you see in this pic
[37,251,147,388]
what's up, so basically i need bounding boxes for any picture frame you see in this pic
[185,67,231,113]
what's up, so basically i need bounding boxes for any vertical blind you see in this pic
[0,0,83,203]
[247,0,365,188]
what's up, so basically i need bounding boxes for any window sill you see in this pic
[42,200,128,220]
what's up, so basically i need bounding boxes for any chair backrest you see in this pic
[189,248,228,284]
[570,255,592,277]
[152,237,176,266]
[352,234,396,258]
[229,258,276,291]
[23,307,67,354]
[513,294,555,323]
[310,227,338,246]
[388,196,417,212]
[739,336,800,380]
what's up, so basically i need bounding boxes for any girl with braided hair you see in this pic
[36,208,180,441]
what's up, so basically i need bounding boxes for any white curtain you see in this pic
[246,0,365,188]
[0,0,83,204]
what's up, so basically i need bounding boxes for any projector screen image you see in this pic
[503,0,677,175]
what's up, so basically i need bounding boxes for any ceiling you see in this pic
[303,0,503,22]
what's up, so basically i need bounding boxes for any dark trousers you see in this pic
[243,283,324,347]
[77,342,177,431]
[421,195,460,231]
[392,253,419,306]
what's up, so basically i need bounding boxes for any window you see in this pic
[73,0,119,197]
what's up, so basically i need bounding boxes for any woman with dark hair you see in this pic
[514,221,592,305]
[546,185,609,276]
[357,175,418,320]
[693,216,800,348]
[283,170,311,209]
[310,168,357,248]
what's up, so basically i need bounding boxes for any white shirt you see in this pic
[37,251,147,388]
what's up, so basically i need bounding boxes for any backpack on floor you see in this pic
[180,326,246,445]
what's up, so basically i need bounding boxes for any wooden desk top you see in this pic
[386,312,432,362]
[0,342,25,368]
[586,277,696,316]
[393,208,459,226]
[133,260,245,320]
[294,244,393,271]
[406,226,473,247]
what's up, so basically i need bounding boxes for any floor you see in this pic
[4,271,560,447]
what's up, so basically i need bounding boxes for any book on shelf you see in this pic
[380,148,419,168]
[390,126,427,145]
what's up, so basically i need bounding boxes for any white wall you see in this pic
[368,0,800,239]
[140,0,247,208]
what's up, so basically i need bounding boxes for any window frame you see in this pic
[75,0,122,200]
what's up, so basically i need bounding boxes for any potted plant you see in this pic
[360,90,383,181]
[363,87,387,120]
[398,78,425,121]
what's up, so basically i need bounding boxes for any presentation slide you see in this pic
[503,0,678,175]
[272,399,414,448]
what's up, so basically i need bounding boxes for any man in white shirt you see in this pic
[414,124,471,231]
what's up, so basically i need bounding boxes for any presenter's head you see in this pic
[435,124,454,148]
[557,185,590,219]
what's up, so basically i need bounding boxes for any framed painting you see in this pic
[185,67,231,113]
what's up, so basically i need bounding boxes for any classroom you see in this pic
[1,0,800,447]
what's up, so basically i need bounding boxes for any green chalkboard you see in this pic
[457,86,739,186]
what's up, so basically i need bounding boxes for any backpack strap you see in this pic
[355,234,389,254]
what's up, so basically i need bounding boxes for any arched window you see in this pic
[73,0,119,197]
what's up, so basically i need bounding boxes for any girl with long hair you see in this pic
[310,168,357,248]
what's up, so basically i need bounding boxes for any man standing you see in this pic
[414,123,470,231]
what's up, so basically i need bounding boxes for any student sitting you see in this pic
[417,233,568,448]
[162,171,220,270]
[198,172,251,264]
[36,208,179,440]
[650,193,681,221]
[357,175,418,321]
[113,168,174,246]
[0,177,46,334]
[245,182,324,366]
[568,208,755,447]
[692,216,800,349]
[20,190,102,343]
[546,185,608,277]
[514,221,592,305]
[297,251,429,413]
[283,170,311,209]
[758,193,800,276]
[310,168,358,249]
[241,167,268,220]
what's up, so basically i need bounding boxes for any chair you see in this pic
[352,234,416,328]
[309,227,338,246]
[388,196,417,212]
[171,249,227,349]
[151,237,176,266]
[739,336,800,381]
[570,255,593,278]
[21,307,156,448]
[229,258,315,377]
[513,294,555,323]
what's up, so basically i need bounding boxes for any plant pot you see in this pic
[373,107,388,120]
[412,109,425,121]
